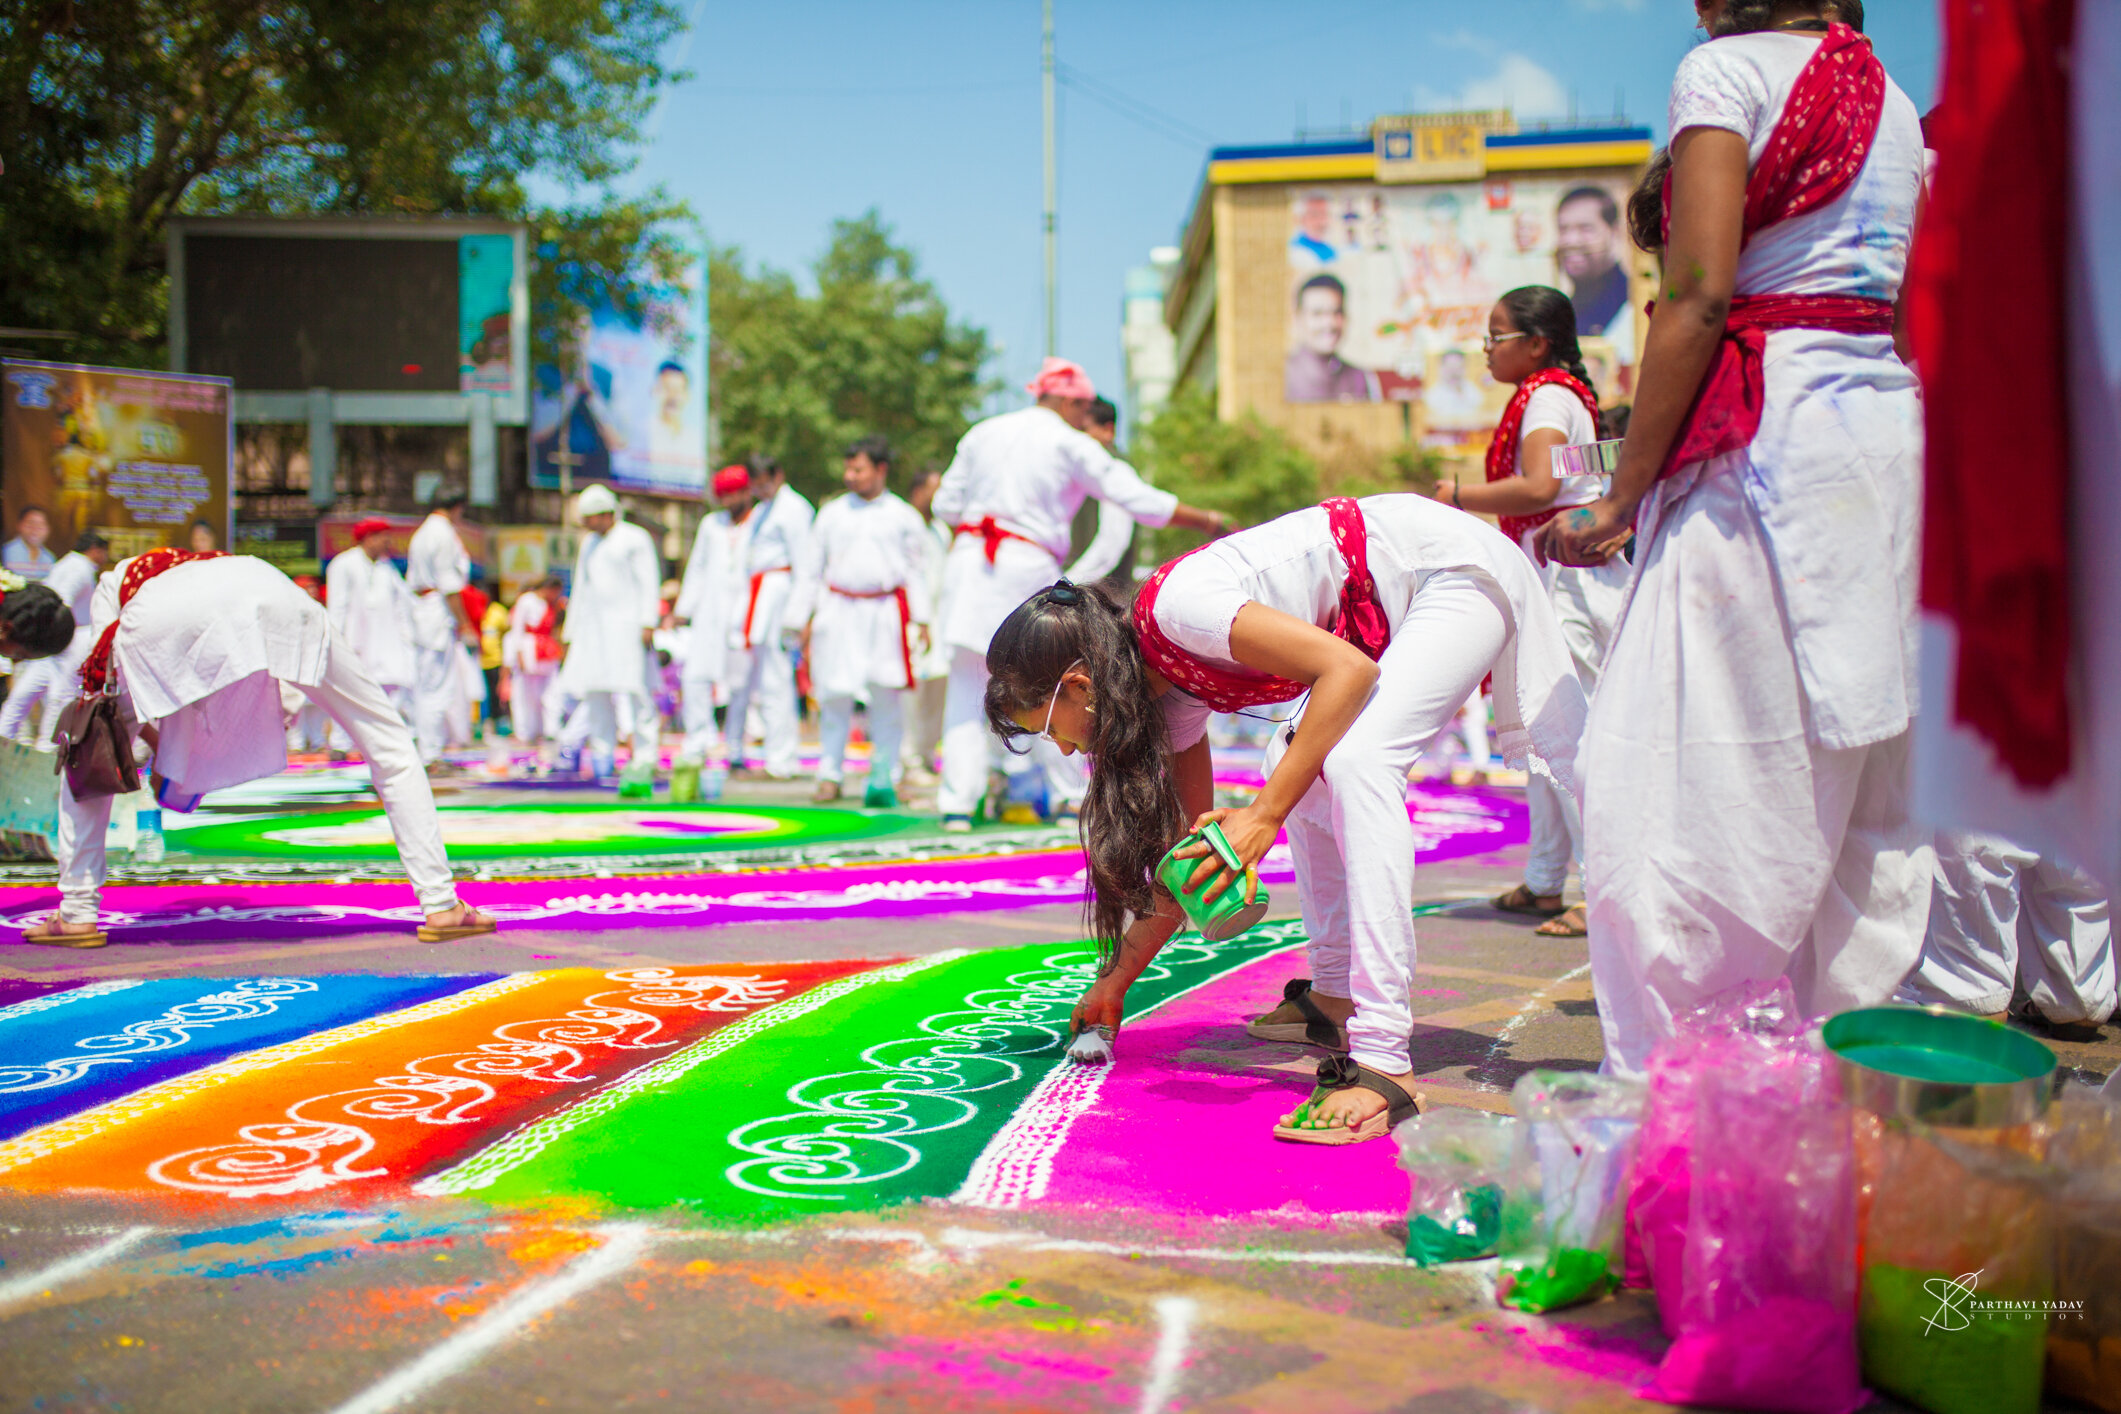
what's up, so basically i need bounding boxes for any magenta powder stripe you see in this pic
[0,787,1524,943]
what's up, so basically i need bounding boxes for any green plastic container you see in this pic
[1154,820,1269,941]
[1823,1006,2057,1127]
[668,761,701,803]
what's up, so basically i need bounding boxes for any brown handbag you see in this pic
[51,691,141,800]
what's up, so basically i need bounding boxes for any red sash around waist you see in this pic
[740,566,790,647]
[954,516,1043,566]
[1131,497,1388,713]
[827,583,916,687]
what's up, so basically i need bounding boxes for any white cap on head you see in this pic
[575,483,619,518]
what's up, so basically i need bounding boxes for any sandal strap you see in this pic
[1309,1054,1421,1126]
[1281,978,1343,1049]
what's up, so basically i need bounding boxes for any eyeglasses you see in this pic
[1481,332,1529,353]
[1038,659,1088,744]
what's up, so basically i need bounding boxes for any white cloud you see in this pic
[1415,52,1571,121]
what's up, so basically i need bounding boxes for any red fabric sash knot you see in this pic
[1656,22,1891,480]
[77,548,229,697]
[1132,498,1389,713]
[954,516,1040,566]
[1486,368,1604,544]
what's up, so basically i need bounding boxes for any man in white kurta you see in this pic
[673,465,755,763]
[558,484,662,775]
[783,439,934,808]
[35,555,489,942]
[900,468,953,780]
[0,531,108,747]
[323,520,417,750]
[404,492,480,767]
[725,457,811,778]
[929,356,1225,826]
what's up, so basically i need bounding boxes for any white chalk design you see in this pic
[0,979,320,1095]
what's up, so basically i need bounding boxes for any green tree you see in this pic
[711,211,994,501]
[0,0,687,366]
[1132,386,1321,559]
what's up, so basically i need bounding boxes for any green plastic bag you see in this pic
[1496,1070,1645,1312]
[1394,1109,1517,1265]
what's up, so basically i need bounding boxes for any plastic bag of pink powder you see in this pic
[1638,1030,1865,1414]
[1624,979,1805,1330]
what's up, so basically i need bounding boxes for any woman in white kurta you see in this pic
[783,443,934,806]
[1542,9,1930,1075]
[21,554,492,946]
[985,496,1586,1144]
[558,485,662,774]
[1439,287,1630,938]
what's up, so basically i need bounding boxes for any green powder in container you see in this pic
[1859,1261,2046,1414]
[1406,1182,1502,1265]
[1497,1245,1612,1313]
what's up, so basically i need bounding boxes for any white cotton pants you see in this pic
[325,683,409,752]
[1900,832,2116,1025]
[1,630,90,747]
[1276,569,1508,1076]
[0,657,53,742]
[725,644,799,776]
[678,674,723,762]
[939,647,1012,815]
[582,690,655,763]
[1582,471,1933,1077]
[57,637,459,922]
[510,670,555,746]
[903,675,947,772]
[818,689,905,788]
[410,640,460,764]
[1521,550,1630,897]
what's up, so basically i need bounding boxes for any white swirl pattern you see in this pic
[0,979,319,1095]
[145,969,793,1197]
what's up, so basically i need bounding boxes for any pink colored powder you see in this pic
[1641,1296,1865,1413]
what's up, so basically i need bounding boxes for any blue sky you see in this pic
[599,0,1941,430]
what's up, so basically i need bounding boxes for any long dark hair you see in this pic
[984,581,1182,961]
[1707,0,1860,37]
[1498,285,1604,434]
[0,583,75,659]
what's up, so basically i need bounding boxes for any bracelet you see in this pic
[1450,479,1463,509]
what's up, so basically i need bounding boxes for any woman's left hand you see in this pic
[1174,803,1278,905]
[1537,495,1635,567]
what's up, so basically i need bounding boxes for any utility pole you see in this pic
[1041,0,1057,358]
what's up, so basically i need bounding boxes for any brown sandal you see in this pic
[21,917,109,948]
[1272,1055,1425,1145]
[1493,883,1566,918]
[416,905,498,944]
[1244,978,1349,1051]
[1534,904,1588,938]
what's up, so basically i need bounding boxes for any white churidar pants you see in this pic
[939,647,1008,815]
[1521,548,1629,898]
[679,673,723,762]
[583,690,655,764]
[410,640,459,764]
[1276,570,1508,1076]
[903,675,947,772]
[724,645,799,777]
[1900,832,2116,1025]
[1582,470,1933,1078]
[58,636,458,921]
[510,669,555,746]
[818,690,905,788]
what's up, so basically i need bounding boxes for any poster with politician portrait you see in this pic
[1284,175,1638,442]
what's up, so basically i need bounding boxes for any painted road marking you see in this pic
[1137,1295,1198,1414]
[0,1225,157,1313]
[322,1222,652,1414]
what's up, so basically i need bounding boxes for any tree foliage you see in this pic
[710,212,994,502]
[1132,385,1321,560]
[0,0,688,366]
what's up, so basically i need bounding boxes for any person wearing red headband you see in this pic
[672,464,757,765]
[929,357,1229,830]
[322,517,417,758]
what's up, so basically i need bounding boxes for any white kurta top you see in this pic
[325,546,417,689]
[44,552,99,630]
[674,509,745,685]
[404,513,471,652]
[95,556,331,795]
[1659,31,1925,750]
[560,518,661,695]
[1150,495,1586,794]
[932,405,1180,653]
[913,517,953,679]
[748,485,814,574]
[785,491,935,696]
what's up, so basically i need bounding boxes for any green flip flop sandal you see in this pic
[1273,1053,1424,1145]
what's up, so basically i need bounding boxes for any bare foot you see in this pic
[1282,1067,1420,1133]
[422,901,495,934]
[23,914,103,943]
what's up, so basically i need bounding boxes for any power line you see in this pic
[1054,63,1215,149]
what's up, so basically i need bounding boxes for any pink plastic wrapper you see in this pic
[1638,1029,1865,1414]
[1623,980,1804,1327]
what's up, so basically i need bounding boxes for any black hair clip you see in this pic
[1047,580,1083,605]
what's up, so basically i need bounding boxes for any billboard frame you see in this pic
[166,216,531,509]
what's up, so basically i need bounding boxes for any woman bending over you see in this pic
[984,495,1586,1144]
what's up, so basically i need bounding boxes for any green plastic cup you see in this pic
[1155,820,1270,941]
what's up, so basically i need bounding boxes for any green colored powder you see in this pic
[1497,1245,1612,1313]
[1859,1261,2046,1414]
[1406,1183,1503,1265]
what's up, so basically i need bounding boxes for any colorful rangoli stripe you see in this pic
[0,963,880,1200]
[0,973,504,1142]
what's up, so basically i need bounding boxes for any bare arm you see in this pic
[1447,427,1570,516]
[1539,125,1746,564]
